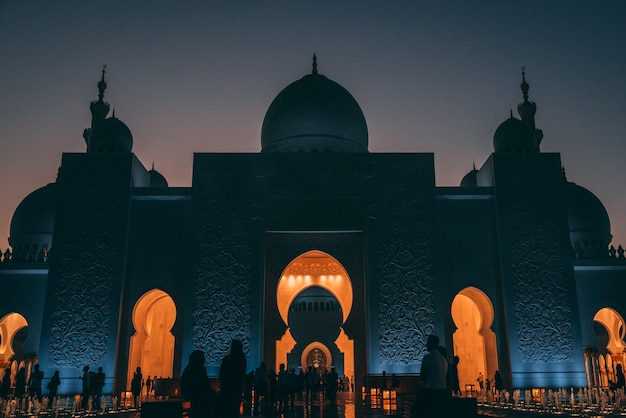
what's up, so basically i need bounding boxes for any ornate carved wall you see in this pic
[373,156,436,366]
[46,154,133,368]
[492,154,576,364]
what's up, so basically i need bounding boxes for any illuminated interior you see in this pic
[275,250,354,378]
[593,307,626,354]
[0,312,28,369]
[451,287,498,390]
[128,289,176,388]
[300,342,332,372]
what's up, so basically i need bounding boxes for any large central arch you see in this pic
[275,250,355,378]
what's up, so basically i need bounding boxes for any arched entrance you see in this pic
[128,289,176,390]
[275,250,354,378]
[588,307,626,387]
[0,313,28,365]
[451,287,498,391]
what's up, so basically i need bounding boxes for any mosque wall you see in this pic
[0,269,48,356]
[434,194,505,341]
[119,193,195,384]
[574,267,626,349]
[38,152,136,395]
[486,152,587,388]
[365,154,437,375]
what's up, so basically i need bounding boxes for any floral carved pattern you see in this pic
[47,157,130,368]
[499,164,574,363]
[193,168,254,366]
[376,159,435,365]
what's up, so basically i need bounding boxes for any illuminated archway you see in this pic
[451,287,498,391]
[275,250,354,379]
[593,308,626,354]
[128,289,176,389]
[300,342,333,373]
[0,313,28,369]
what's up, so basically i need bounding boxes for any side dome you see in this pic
[88,116,133,153]
[261,72,368,153]
[148,168,169,187]
[460,167,478,187]
[565,181,611,258]
[493,117,538,153]
[9,183,57,261]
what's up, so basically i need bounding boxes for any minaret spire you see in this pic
[85,65,111,148]
[516,66,543,148]
[312,53,318,75]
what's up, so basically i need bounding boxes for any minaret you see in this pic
[312,53,318,75]
[83,65,110,148]
[516,67,543,148]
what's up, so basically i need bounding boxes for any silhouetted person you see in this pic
[130,366,142,407]
[380,370,389,391]
[15,367,27,399]
[611,364,625,390]
[450,356,460,395]
[254,361,268,415]
[391,374,400,390]
[48,370,61,399]
[182,350,216,418]
[219,339,247,418]
[28,363,44,401]
[326,367,339,405]
[414,334,448,418]
[0,368,11,399]
[146,375,152,398]
[80,365,91,408]
[494,370,503,391]
[93,367,105,409]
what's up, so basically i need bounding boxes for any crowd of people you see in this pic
[180,339,354,417]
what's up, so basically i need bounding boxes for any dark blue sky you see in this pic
[1,1,625,248]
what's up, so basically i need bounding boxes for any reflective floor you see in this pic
[238,392,390,418]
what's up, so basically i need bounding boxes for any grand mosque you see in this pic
[1,58,625,397]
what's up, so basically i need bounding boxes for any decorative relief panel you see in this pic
[192,168,254,366]
[498,162,574,363]
[375,159,436,365]
[47,157,130,368]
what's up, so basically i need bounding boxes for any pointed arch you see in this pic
[128,289,176,389]
[0,313,28,366]
[451,287,498,392]
[593,307,626,354]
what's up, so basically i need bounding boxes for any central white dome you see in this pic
[261,72,368,153]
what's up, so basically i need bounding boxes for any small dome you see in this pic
[148,169,168,187]
[9,183,57,261]
[460,168,478,187]
[565,181,611,257]
[261,73,368,153]
[88,116,133,153]
[493,117,538,153]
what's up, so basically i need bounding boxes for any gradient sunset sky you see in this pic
[1,2,625,250]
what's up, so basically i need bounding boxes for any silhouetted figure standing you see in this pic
[326,367,339,405]
[130,366,142,407]
[254,361,268,415]
[182,349,216,418]
[391,374,400,390]
[277,363,289,412]
[494,370,503,391]
[219,339,247,418]
[28,363,44,401]
[48,370,61,399]
[450,356,460,396]
[93,367,105,410]
[611,364,625,390]
[414,334,448,418]
[1,368,11,399]
[80,366,91,409]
